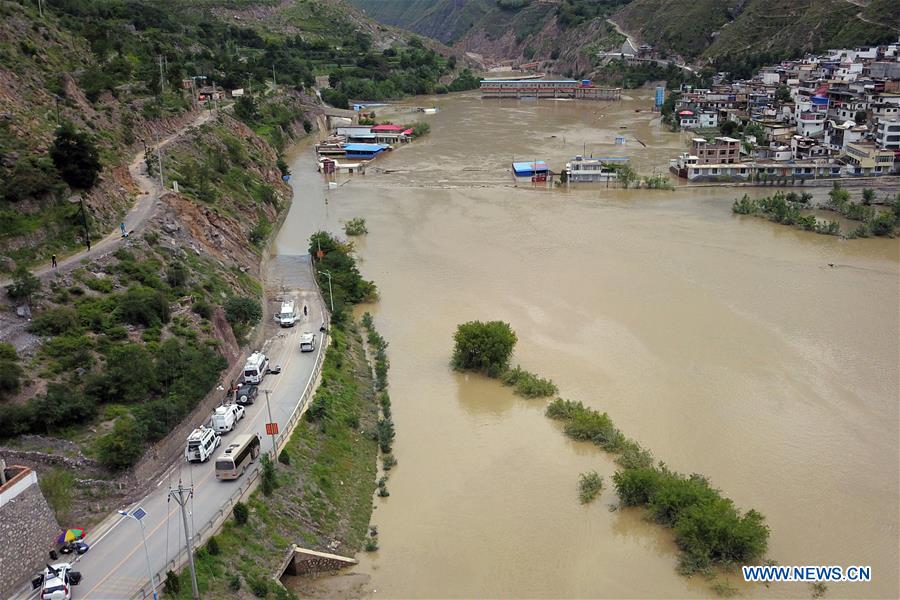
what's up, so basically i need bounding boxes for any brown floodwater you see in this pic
[278,91,900,598]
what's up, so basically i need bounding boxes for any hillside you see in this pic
[353,0,899,76]
[615,0,900,62]
[350,0,495,45]
[0,0,467,523]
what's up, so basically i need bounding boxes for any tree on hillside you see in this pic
[50,122,102,190]
[743,122,765,144]
[224,296,262,327]
[5,266,41,302]
[719,120,739,136]
[234,95,260,124]
[775,85,792,104]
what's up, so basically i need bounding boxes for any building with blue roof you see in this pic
[343,143,391,159]
[512,161,549,177]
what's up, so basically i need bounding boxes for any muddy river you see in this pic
[277,91,899,598]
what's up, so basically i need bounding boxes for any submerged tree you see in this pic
[451,320,517,376]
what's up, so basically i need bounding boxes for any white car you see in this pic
[299,332,316,353]
[32,563,81,600]
[211,404,245,433]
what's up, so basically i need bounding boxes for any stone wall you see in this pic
[0,468,60,599]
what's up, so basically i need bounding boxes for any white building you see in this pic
[875,120,900,151]
[565,156,623,183]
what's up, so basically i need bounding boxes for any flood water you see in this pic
[278,91,900,598]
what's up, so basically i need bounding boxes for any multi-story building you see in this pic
[841,141,896,175]
[874,120,900,151]
[823,119,867,152]
[691,137,741,163]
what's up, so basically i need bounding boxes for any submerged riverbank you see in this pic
[279,89,898,599]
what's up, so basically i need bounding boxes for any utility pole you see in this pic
[272,64,277,90]
[169,482,200,600]
[263,389,276,455]
[155,131,165,190]
[158,56,166,94]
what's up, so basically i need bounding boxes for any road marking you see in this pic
[83,300,324,598]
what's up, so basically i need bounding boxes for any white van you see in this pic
[275,299,297,327]
[185,427,220,462]
[211,404,245,433]
[243,351,269,384]
[299,332,316,353]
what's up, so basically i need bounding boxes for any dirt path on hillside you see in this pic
[1,110,214,287]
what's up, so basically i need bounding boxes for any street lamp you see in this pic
[318,270,334,313]
[118,507,158,600]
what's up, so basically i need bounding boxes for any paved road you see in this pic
[17,270,325,600]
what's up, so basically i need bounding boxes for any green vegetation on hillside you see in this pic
[0,244,248,470]
[616,0,899,61]
[557,0,629,29]
[0,0,466,269]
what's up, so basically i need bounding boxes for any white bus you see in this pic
[215,433,261,480]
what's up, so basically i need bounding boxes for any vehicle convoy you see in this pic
[184,427,221,462]
[32,563,81,600]
[211,404,245,433]
[243,351,269,384]
[299,332,316,352]
[235,383,258,405]
[276,299,298,327]
[215,433,261,480]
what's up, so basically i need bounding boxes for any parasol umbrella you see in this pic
[57,528,86,544]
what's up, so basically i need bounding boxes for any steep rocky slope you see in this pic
[0,0,459,524]
[615,0,900,61]
[353,0,899,71]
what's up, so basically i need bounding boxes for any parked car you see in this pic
[235,384,258,405]
[184,427,221,462]
[32,563,81,600]
[211,404,245,433]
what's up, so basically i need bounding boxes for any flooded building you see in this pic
[565,156,626,183]
[480,79,621,100]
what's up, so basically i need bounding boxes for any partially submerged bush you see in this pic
[578,471,603,504]
[613,467,769,573]
[451,320,517,376]
[500,366,558,398]
[344,217,368,236]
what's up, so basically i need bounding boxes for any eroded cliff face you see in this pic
[152,115,292,282]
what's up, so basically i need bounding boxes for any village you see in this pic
[274,40,900,189]
[667,41,900,182]
[467,42,900,188]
